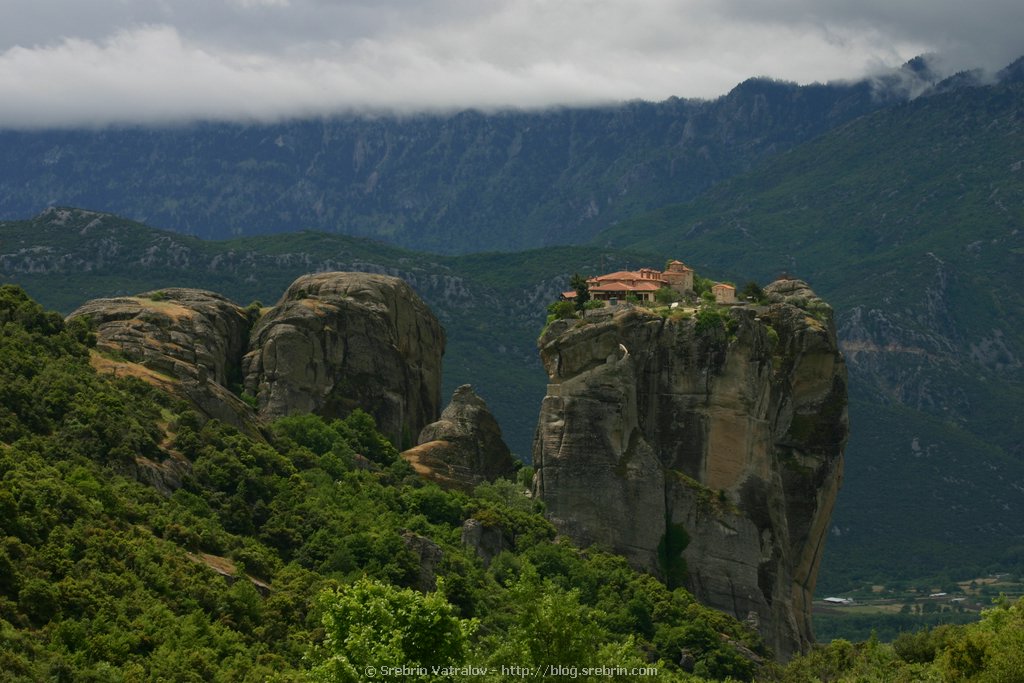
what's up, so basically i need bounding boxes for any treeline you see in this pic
[812,610,980,644]
[765,598,1024,682]
[0,285,765,681]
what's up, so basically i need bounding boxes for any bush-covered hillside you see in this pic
[0,284,769,681]
[764,596,1024,682]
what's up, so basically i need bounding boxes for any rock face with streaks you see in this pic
[68,273,446,453]
[68,288,260,436]
[401,384,517,489]
[242,272,445,448]
[532,279,847,658]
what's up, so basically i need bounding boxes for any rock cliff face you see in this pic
[242,272,445,448]
[401,384,517,489]
[532,279,847,658]
[68,288,260,436]
[68,273,446,452]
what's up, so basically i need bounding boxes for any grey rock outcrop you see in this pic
[460,518,513,567]
[401,532,444,593]
[532,280,847,659]
[401,384,517,490]
[67,288,259,435]
[68,273,447,457]
[242,272,445,448]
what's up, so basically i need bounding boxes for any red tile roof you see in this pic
[590,270,644,282]
[590,281,661,292]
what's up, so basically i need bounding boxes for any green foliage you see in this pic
[0,284,66,334]
[774,598,1024,682]
[239,391,258,410]
[570,273,591,312]
[473,478,541,515]
[740,281,766,304]
[515,465,535,490]
[272,409,398,467]
[654,286,679,305]
[244,300,263,319]
[312,577,474,683]
[813,607,978,644]
[694,305,730,335]
[478,565,603,668]
[692,275,714,297]
[546,300,576,322]
[892,626,957,664]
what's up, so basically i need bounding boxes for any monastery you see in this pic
[562,260,694,302]
[563,260,738,304]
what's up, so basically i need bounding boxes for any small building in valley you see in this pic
[823,597,854,605]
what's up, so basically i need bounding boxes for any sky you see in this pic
[0,0,1020,128]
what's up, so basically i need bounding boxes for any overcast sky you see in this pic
[0,0,1020,128]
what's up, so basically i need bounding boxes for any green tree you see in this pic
[570,273,590,312]
[546,300,576,322]
[695,305,728,335]
[481,565,602,668]
[312,577,474,683]
[740,281,766,303]
[692,275,714,298]
[654,286,678,305]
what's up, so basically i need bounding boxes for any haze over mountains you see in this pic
[2,55,1023,595]
[0,60,944,253]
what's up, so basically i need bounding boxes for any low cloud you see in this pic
[0,0,1020,128]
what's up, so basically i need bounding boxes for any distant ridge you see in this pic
[0,69,913,254]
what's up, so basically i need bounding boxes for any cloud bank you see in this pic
[1,0,1020,128]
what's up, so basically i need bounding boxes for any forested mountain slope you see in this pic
[4,276,1023,681]
[0,76,901,253]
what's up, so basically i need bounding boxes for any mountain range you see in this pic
[0,63,938,253]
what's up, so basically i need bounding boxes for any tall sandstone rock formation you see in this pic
[242,272,445,448]
[402,384,518,490]
[68,288,260,436]
[69,273,446,452]
[532,279,847,658]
